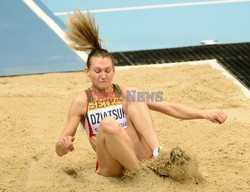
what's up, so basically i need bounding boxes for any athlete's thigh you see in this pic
[125,123,152,160]
[95,129,124,176]
[123,101,152,160]
[96,144,123,176]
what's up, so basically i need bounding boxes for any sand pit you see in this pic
[0,60,250,192]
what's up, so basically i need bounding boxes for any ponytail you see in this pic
[65,9,102,51]
[65,9,115,68]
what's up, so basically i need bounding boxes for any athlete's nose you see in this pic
[100,71,106,79]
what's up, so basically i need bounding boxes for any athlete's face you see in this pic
[86,56,115,91]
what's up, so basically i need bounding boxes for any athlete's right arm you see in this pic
[55,93,87,156]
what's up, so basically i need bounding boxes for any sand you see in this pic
[0,60,250,192]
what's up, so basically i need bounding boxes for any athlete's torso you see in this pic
[83,84,127,137]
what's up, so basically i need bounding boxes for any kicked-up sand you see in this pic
[0,60,250,192]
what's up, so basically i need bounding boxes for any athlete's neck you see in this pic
[90,84,114,97]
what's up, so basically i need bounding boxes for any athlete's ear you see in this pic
[84,67,89,77]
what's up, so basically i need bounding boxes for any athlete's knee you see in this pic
[99,117,120,135]
[100,116,116,126]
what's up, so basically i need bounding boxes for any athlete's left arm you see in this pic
[147,102,227,124]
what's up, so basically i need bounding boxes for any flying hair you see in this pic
[65,9,102,51]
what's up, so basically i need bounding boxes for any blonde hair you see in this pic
[65,9,115,68]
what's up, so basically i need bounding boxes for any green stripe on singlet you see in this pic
[113,84,122,97]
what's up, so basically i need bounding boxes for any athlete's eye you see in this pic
[105,69,111,73]
[94,70,101,73]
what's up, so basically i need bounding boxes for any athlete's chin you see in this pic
[97,82,111,90]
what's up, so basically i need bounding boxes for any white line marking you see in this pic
[22,0,250,98]
[54,0,250,16]
[116,60,250,99]
[23,0,88,62]
[115,60,209,70]
[209,60,250,99]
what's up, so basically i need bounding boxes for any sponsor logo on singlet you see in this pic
[88,98,123,110]
[85,98,127,136]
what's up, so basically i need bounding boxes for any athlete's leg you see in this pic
[96,116,140,176]
[124,97,160,156]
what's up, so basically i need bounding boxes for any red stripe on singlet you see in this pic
[85,90,96,137]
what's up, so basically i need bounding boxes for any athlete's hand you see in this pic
[59,136,75,152]
[205,111,227,124]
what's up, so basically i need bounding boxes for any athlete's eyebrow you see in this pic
[93,66,112,70]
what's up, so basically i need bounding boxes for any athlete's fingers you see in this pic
[60,136,75,152]
[63,137,70,150]
[215,111,224,124]
[68,137,75,151]
[216,115,223,124]
[60,138,68,150]
[213,111,227,124]
[61,137,71,150]
[66,137,73,149]
[66,136,75,151]
[218,111,227,124]
[68,144,74,151]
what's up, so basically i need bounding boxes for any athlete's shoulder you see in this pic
[73,91,88,105]
[70,92,88,116]
[115,84,139,92]
[118,84,141,94]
